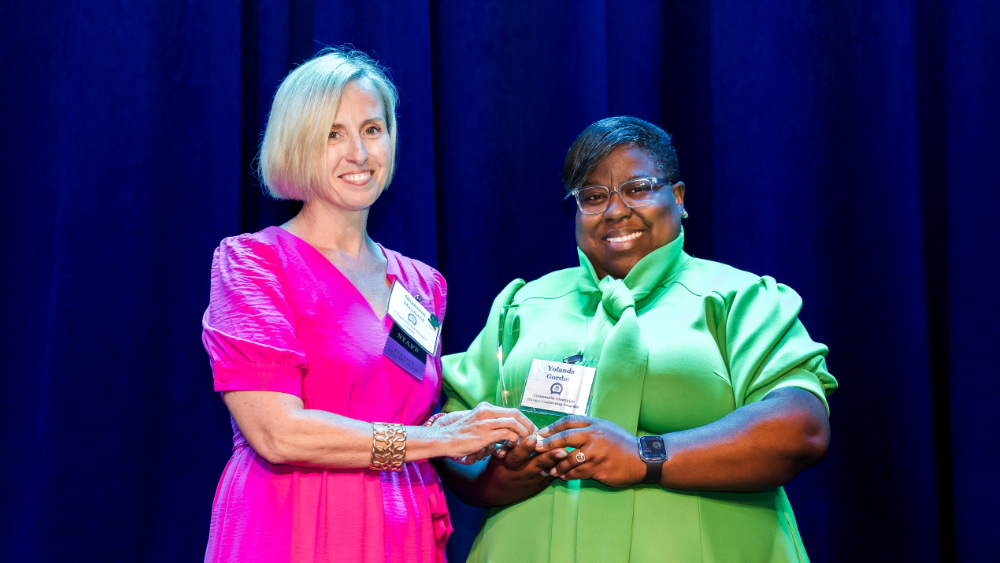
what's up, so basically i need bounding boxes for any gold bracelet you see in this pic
[369,422,406,472]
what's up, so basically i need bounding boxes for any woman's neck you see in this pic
[283,199,375,259]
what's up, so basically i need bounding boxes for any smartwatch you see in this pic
[638,435,668,485]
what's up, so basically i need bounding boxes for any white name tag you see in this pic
[519,359,596,416]
[386,280,440,355]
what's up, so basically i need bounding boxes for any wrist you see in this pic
[424,412,446,427]
[630,452,648,486]
[637,435,668,486]
[369,422,406,472]
[405,425,450,461]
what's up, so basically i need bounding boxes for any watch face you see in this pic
[639,436,668,462]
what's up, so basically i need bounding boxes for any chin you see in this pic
[608,256,644,278]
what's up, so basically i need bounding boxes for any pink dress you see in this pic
[201,226,452,563]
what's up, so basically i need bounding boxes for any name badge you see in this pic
[519,359,596,416]
[386,280,441,355]
[384,322,427,380]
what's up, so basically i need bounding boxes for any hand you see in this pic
[473,433,568,506]
[534,415,646,488]
[432,402,536,461]
[429,412,496,465]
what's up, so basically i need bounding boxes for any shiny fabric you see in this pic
[202,226,451,563]
[443,230,838,562]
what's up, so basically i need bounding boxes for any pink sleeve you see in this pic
[201,236,306,398]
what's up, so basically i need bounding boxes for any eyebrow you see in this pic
[329,116,387,129]
[584,174,656,187]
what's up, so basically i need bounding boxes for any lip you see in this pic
[603,229,646,245]
[339,170,374,186]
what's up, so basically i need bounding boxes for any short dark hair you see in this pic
[561,116,679,194]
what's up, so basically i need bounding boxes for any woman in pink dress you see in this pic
[201,48,534,563]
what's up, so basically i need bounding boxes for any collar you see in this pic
[577,228,690,306]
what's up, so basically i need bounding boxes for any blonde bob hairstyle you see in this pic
[258,47,399,201]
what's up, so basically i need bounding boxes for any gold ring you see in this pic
[575,450,586,463]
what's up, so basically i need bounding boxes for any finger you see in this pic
[535,427,590,452]
[547,452,583,477]
[558,463,596,481]
[490,429,521,446]
[488,416,532,440]
[488,406,538,435]
[548,446,592,478]
[472,403,538,436]
[509,409,538,436]
[537,415,593,438]
[477,443,498,461]
[502,434,537,469]
[533,449,568,475]
[478,410,535,439]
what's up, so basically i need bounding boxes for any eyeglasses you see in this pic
[565,177,670,215]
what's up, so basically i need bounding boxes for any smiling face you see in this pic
[320,78,391,211]
[575,146,686,280]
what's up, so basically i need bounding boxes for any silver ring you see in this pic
[575,450,586,463]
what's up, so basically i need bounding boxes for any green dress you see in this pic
[442,230,838,563]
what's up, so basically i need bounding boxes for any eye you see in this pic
[328,130,340,140]
[580,188,608,202]
[364,124,383,136]
[623,181,653,195]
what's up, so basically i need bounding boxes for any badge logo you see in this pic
[550,382,563,395]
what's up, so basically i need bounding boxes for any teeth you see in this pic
[606,231,643,243]
[342,172,371,182]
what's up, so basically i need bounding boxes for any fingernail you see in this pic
[526,435,536,445]
[496,450,506,458]
[549,470,558,477]
[555,450,567,459]
[540,470,548,476]
[561,475,567,481]
[540,427,550,435]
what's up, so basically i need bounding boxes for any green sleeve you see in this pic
[441,279,526,413]
[722,275,838,414]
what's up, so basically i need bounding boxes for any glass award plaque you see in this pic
[497,303,595,429]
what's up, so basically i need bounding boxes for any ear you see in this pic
[672,182,686,210]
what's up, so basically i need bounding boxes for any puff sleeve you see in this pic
[721,276,838,413]
[201,236,307,398]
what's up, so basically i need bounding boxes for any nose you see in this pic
[603,188,632,220]
[345,132,368,165]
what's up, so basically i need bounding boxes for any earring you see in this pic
[681,210,689,219]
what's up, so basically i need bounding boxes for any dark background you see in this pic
[3,0,998,561]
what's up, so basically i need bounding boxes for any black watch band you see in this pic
[642,460,663,485]
[642,459,664,485]
[638,435,668,485]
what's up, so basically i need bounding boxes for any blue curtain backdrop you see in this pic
[2,1,997,561]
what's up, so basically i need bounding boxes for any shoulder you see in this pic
[673,257,776,298]
[212,229,289,278]
[676,257,805,321]
[214,227,288,269]
[513,266,588,303]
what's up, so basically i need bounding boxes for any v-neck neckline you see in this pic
[269,226,395,324]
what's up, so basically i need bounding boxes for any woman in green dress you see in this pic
[436,116,838,562]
